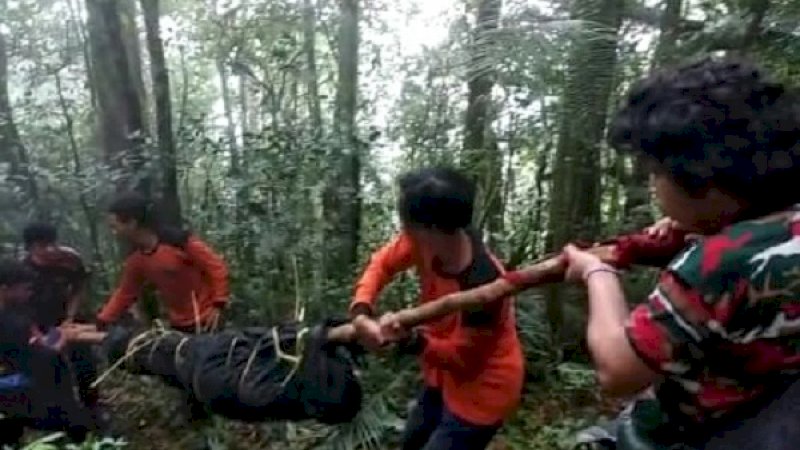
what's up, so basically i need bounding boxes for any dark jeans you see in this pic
[402,388,500,450]
[67,341,99,407]
[703,378,800,450]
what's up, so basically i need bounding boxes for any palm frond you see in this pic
[316,387,402,450]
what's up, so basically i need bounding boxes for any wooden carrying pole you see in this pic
[69,230,689,346]
[325,229,690,342]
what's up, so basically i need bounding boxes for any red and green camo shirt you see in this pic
[627,207,800,427]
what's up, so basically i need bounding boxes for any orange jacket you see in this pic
[97,235,229,328]
[351,231,524,426]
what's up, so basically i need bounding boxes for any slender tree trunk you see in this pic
[303,0,322,134]
[54,70,106,284]
[0,25,41,215]
[67,0,99,111]
[218,61,239,174]
[303,0,325,306]
[119,0,150,130]
[177,45,190,134]
[323,0,361,293]
[142,0,181,225]
[463,0,503,240]
[239,75,249,139]
[739,0,770,53]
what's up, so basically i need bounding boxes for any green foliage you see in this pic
[4,0,800,448]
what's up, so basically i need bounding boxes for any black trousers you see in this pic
[703,378,800,450]
[170,322,225,422]
[66,341,99,407]
[402,388,500,450]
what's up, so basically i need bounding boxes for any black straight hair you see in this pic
[22,222,57,249]
[397,166,476,232]
[108,191,191,248]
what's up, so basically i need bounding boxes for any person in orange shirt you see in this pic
[96,192,229,332]
[350,167,524,450]
[96,191,230,425]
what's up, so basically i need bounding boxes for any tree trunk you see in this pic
[302,0,325,306]
[66,0,99,111]
[218,61,239,175]
[545,0,624,347]
[142,0,181,226]
[623,0,684,228]
[323,0,361,291]
[86,0,150,193]
[739,0,770,53]
[119,0,150,130]
[303,0,322,134]
[239,75,249,139]
[0,24,41,216]
[54,70,106,286]
[463,0,503,240]
[652,0,684,66]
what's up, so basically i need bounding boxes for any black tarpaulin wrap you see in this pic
[103,321,363,424]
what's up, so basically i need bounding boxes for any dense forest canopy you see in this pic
[2,0,800,448]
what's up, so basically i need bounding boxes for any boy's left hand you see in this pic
[562,244,604,283]
[378,312,410,344]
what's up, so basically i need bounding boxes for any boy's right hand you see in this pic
[645,217,682,238]
[645,216,702,242]
[352,315,384,351]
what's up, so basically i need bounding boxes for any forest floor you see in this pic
[17,362,620,449]
[87,370,621,450]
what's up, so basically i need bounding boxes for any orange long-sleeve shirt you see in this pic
[97,235,229,328]
[351,231,524,426]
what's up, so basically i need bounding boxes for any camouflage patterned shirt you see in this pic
[626,206,800,425]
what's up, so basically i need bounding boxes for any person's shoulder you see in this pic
[668,209,799,291]
[31,245,84,269]
[56,245,82,260]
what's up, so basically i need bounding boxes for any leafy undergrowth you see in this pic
[500,363,624,450]
[99,373,330,450]
[17,362,618,449]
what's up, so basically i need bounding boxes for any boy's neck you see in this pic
[436,230,473,273]
[132,230,159,253]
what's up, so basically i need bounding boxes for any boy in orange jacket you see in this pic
[350,167,524,450]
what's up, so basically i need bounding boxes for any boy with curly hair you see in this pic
[564,57,800,448]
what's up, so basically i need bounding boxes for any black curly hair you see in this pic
[108,191,190,248]
[609,56,800,210]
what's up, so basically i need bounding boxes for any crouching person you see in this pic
[0,259,99,447]
[22,222,102,418]
[565,57,800,449]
